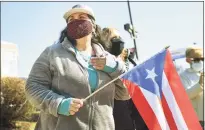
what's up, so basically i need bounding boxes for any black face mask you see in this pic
[110,38,125,56]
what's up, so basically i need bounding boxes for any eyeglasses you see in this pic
[191,58,204,62]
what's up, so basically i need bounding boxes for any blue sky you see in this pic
[1,2,203,77]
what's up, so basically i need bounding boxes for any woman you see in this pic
[25,4,129,130]
[101,27,148,130]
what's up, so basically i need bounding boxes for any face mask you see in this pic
[110,38,125,56]
[67,19,93,39]
[191,61,203,72]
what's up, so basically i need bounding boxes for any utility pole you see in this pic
[126,0,139,60]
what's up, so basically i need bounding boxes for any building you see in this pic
[1,41,19,77]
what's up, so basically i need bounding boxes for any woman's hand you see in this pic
[69,98,84,115]
[90,55,118,73]
[90,57,106,70]
[58,98,84,116]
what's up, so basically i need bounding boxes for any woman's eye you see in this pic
[80,16,86,19]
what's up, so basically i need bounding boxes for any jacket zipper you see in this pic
[83,70,94,130]
[61,43,94,130]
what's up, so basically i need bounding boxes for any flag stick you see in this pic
[83,76,120,102]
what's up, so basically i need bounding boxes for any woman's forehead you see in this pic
[70,12,88,17]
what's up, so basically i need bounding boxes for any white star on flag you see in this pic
[145,67,161,99]
[145,67,158,81]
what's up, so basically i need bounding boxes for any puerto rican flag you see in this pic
[120,49,202,130]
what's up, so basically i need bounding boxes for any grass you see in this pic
[14,110,39,130]
[15,121,36,130]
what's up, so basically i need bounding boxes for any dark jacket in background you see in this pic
[113,99,149,130]
[129,99,149,130]
[114,99,135,130]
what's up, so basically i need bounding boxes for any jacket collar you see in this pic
[61,37,76,55]
[61,37,105,57]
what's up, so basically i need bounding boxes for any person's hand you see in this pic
[90,55,118,73]
[69,98,84,115]
[199,72,204,87]
[58,98,83,116]
[90,57,106,70]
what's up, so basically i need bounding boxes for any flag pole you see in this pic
[83,76,120,102]
[83,66,135,102]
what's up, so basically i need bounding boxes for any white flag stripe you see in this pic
[140,87,170,130]
[162,71,188,130]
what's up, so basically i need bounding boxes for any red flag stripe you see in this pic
[164,51,202,130]
[122,79,162,130]
[161,93,178,130]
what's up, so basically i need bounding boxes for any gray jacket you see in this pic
[25,38,130,130]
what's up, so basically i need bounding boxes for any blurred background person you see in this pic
[120,48,138,71]
[101,27,148,130]
[120,48,131,70]
[179,46,204,128]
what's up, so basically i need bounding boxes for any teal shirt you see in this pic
[87,64,98,92]
[58,48,117,116]
[75,48,98,92]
